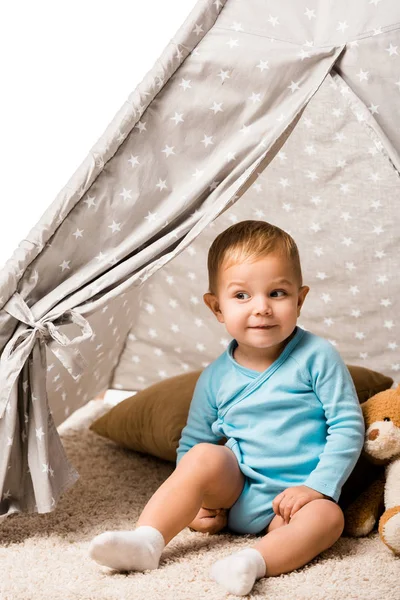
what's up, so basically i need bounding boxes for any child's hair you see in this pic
[207,220,303,295]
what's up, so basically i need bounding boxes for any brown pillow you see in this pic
[90,365,393,462]
[90,371,202,462]
[346,364,394,402]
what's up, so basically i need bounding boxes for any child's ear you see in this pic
[297,286,310,316]
[203,293,225,323]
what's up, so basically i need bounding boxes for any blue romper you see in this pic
[176,326,365,535]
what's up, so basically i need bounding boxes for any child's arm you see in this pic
[299,339,366,503]
[176,368,222,467]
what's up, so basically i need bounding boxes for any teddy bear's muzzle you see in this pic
[368,429,379,441]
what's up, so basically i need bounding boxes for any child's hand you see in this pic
[272,485,329,524]
[188,506,228,534]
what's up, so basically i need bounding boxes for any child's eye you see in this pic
[271,290,287,297]
[235,291,287,300]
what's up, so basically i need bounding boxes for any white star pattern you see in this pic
[231,22,244,32]
[356,69,369,82]
[381,299,392,307]
[120,188,132,200]
[304,8,316,20]
[171,112,184,125]
[83,195,97,208]
[268,15,279,27]
[108,221,122,233]
[298,49,311,61]
[193,24,204,36]
[128,155,140,167]
[256,60,269,72]
[218,69,231,82]
[36,428,45,441]
[59,260,70,271]
[209,101,223,114]
[249,92,262,103]
[179,79,192,91]
[337,21,349,33]
[72,228,84,239]
[156,179,168,191]
[288,81,301,93]
[227,39,239,49]
[386,44,398,56]
[135,120,147,133]
[162,145,175,158]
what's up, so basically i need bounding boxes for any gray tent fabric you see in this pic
[112,72,400,392]
[0,0,399,520]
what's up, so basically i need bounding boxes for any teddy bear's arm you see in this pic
[343,475,385,537]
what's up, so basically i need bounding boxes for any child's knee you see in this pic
[314,499,345,536]
[179,443,245,509]
[179,443,237,482]
[329,502,345,536]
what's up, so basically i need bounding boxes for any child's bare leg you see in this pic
[89,443,245,570]
[253,498,344,576]
[135,443,243,544]
[211,499,344,596]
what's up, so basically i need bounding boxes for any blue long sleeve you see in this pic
[176,368,222,466]
[300,341,366,501]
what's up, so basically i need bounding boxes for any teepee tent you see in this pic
[0,0,399,520]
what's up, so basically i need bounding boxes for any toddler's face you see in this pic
[204,253,309,353]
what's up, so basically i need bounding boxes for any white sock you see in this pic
[88,525,165,571]
[210,547,267,596]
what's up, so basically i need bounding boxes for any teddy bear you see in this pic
[342,383,400,555]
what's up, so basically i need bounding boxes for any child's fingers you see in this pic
[189,511,227,534]
[277,496,289,522]
[275,494,289,519]
[198,507,218,518]
[188,507,214,530]
[289,498,309,519]
[272,492,284,515]
[204,512,228,534]
[201,507,228,518]
[283,498,295,523]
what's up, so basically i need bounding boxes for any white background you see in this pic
[0,1,191,270]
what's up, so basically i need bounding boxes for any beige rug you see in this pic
[0,398,398,600]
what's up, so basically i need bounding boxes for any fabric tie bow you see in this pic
[0,292,93,418]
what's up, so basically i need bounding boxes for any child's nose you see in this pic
[252,297,272,315]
